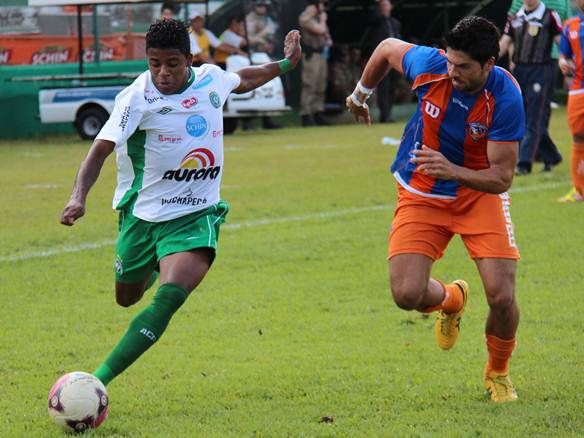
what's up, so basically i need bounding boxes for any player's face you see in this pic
[380,0,391,16]
[147,48,193,95]
[191,17,204,32]
[446,48,494,94]
[523,0,540,10]
[161,9,173,20]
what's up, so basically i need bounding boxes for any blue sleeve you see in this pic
[560,25,573,58]
[488,85,525,142]
[401,46,447,83]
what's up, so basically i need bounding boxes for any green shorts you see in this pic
[114,200,229,284]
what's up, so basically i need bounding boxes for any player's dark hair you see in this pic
[146,19,190,56]
[160,4,173,14]
[227,14,244,25]
[443,16,500,65]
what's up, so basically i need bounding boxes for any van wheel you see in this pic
[223,118,238,135]
[75,107,109,140]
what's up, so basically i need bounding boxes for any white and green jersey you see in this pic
[97,64,240,222]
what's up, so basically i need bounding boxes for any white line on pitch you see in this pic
[0,179,569,263]
[0,205,388,263]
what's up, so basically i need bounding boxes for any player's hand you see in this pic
[60,199,86,226]
[345,95,371,126]
[411,145,457,179]
[283,30,301,67]
[559,57,575,77]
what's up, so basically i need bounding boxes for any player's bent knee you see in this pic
[115,293,138,307]
[573,132,584,145]
[486,290,516,311]
[115,283,145,307]
[390,283,424,310]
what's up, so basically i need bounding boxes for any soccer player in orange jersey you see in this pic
[558,0,584,202]
[346,17,525,402]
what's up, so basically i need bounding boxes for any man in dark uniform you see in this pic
[363,0,402,123]
[500,0,564,174]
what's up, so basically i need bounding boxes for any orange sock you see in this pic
[571,147,584,195]
[419,281,463,314]
[486,334,516,373]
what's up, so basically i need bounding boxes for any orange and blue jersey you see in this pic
[560,12,584,92]
[392,45,525,199]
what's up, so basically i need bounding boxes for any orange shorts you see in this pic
[388,185,520,260]
[567,92,584,137]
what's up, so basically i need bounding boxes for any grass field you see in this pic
[0,108,582,437]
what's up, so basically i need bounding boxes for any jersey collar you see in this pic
[174,67,196,94]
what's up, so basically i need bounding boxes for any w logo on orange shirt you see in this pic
[424,101,441,119]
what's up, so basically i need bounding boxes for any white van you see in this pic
[38,53,290,139]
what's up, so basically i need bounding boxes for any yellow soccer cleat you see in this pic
[484,369,518,402]
[435,280,469,350]
[557,188,584,203]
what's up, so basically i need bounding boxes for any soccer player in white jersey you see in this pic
[59,19,301,387]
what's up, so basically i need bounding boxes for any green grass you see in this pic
[0,109,583,437]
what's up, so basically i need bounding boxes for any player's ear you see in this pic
[485,56,496,71]
[185,53,193,67]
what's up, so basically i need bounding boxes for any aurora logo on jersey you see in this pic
[161,148,220,182]
[186,115,209,137]
[467,122,488,141]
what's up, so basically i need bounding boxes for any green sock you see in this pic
[93,283,187,386]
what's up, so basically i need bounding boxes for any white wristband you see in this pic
[356,80,374,96]
[350,93,369,108]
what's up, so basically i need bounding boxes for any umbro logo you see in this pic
[157,107,172,115]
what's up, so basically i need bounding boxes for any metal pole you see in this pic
[77,4,84,74]
[92,4,100,65]
[241,0,251,60]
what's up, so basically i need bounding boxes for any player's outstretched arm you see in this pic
[60,139,115,226]
[233,30,301,94]
[346,38,411,126]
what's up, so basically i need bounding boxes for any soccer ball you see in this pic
[47,371,109,433]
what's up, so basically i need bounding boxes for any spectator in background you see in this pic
[246,0,279,55]
[188,12,243,66]
[349,47,363,84]
[505,0,571,165]
[244,0,282,130]
[327,44,356,105]
[499,0,563,175]
[216,15,248,70]
[557,0,584,202]
[363,0,402,123]
[160,4,174,21]
[299,0,332,127]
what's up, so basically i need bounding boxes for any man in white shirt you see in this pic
[216,15,248,69]
[59,18,301,388]
[188,12,243,66]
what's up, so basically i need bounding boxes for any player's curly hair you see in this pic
[146,19,190,56]
[444,16,500,66]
